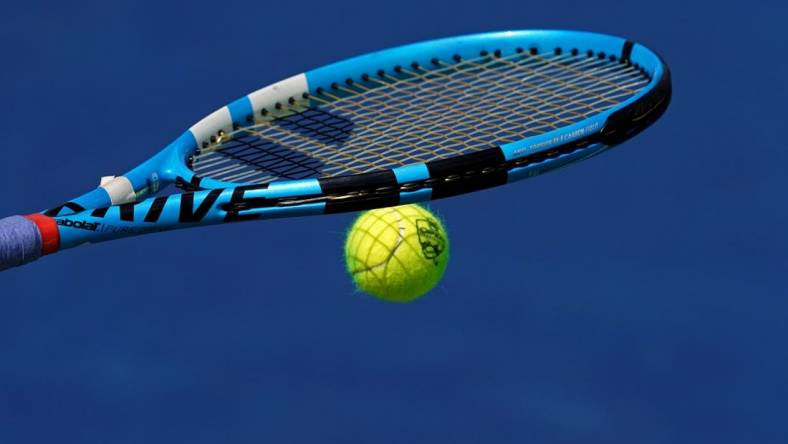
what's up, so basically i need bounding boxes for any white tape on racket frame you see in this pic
[100,176,136,205]
[247,74,308,112]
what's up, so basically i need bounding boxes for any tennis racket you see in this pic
[0,30,671,271]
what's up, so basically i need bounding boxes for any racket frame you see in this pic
[37,30,671,251]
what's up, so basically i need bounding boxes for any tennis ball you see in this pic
[344,204,449,303]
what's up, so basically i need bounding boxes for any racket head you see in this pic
[176,30,667,202]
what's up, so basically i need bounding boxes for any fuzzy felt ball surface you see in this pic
[344,204,449,303]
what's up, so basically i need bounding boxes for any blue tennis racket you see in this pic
[0,30,671,271]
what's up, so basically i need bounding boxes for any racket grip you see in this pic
[0,215,46,271]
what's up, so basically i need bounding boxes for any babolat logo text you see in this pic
[57,219,100,231]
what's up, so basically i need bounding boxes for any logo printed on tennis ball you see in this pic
[344,204,449,303]
[415,218,446,264]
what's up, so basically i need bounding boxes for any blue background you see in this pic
[1,1,785,443]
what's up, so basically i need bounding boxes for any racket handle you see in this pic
[0,215,59,271]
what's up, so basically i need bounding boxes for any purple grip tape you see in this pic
[0,215,42,271]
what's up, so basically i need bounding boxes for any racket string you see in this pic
[308,54,601,171]
[197,56,642,179]
[192,49,650,183]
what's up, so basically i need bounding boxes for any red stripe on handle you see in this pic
[25,214,60,255]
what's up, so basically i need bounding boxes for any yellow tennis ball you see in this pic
[344,204,449,303]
